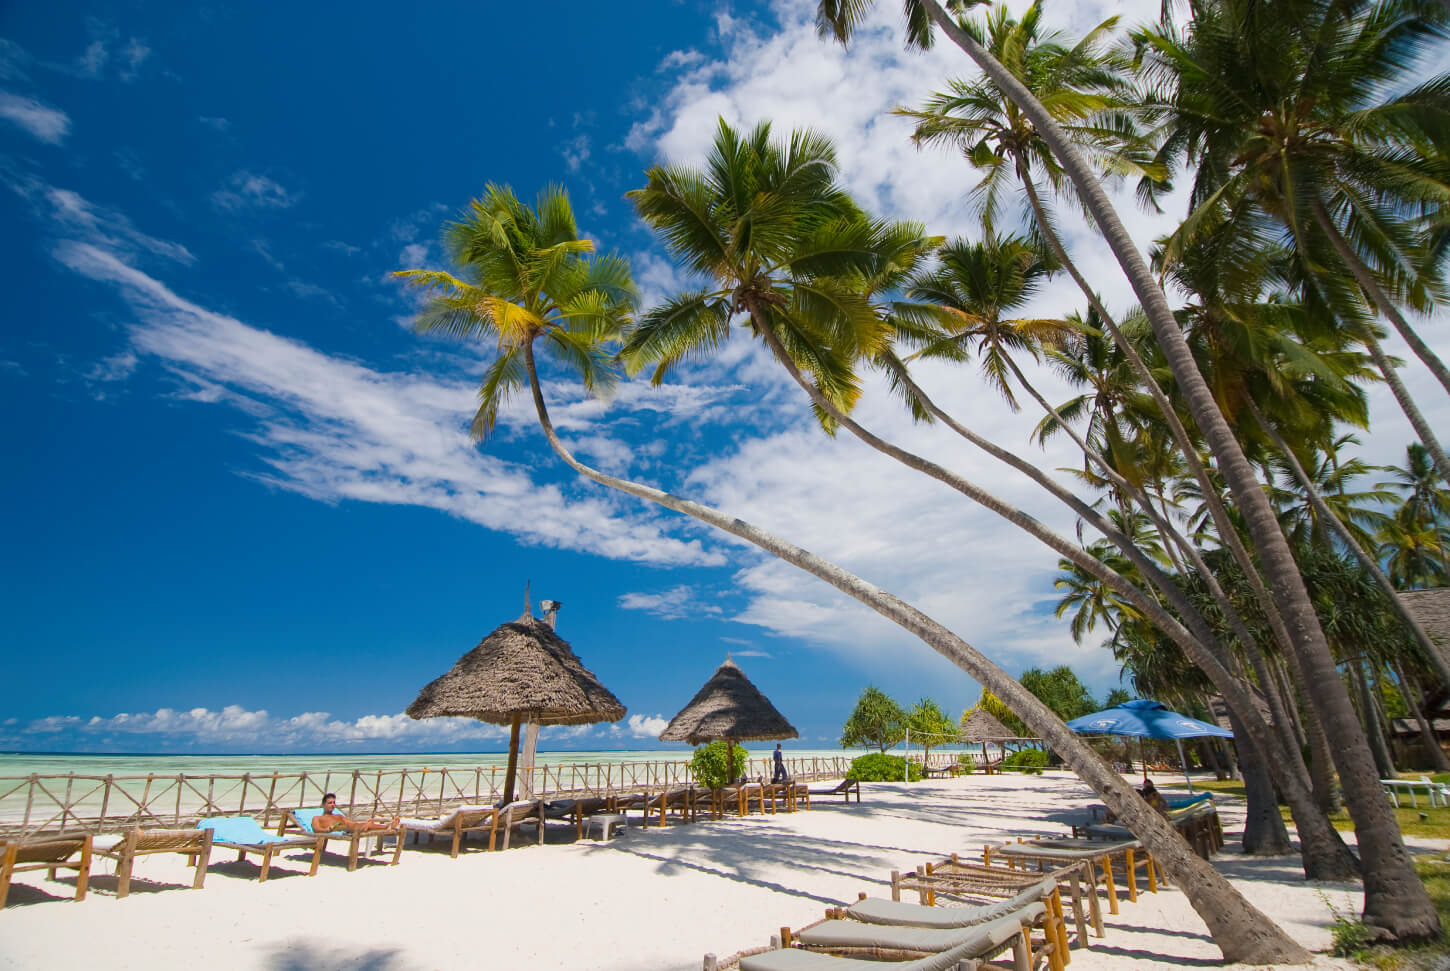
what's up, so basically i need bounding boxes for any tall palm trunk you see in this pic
[785,318,1357,878]
[1233,709,1294,855]
[921,0,1437,940]
[518,343,1310,964]
[1245,395,1450,689]
[1352,658,1398,779]
[1310,199,1450,401]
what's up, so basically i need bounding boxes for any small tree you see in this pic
[1103,688,1132,709]
[1020,666,1099,722]
[691,741,751,788]
[908,698,957,763]
[841,686,906,753]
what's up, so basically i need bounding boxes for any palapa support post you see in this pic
[502,714,522,806]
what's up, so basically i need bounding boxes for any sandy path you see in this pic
[0,772,1411,969]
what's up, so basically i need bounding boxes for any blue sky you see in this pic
[4,0,1448,755]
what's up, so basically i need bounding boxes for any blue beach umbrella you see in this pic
[1066,700,1232,791]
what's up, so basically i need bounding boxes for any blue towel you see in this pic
[1166,793,1213,809]
[198,815,294,845]
[291,808,327,835]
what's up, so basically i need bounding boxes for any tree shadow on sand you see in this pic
[262,941,410,971]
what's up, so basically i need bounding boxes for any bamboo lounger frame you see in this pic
[0,834,92,907]
[279,811,403,871]
[94,828,213,899]
[893,855,1095,946]
[982,838,1156,917]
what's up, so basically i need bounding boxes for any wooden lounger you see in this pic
[198,816,323,881]
[398,805,501,858]
[489,800,545,850]
[0,833,92,907]
[982,837,1156,917]
[94,828,212,899]
[280,809,403,871]
[893,857,1091,950]
[809,778,861,804]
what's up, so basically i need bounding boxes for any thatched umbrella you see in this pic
[658,658,798,783]
[960,708,1015,768]
[407,601,625,804]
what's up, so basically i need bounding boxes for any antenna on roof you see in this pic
[524,581,532,619]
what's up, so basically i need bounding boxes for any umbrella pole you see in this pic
[1177,738,1192,793]
[503,713,522,805]
[1140,737,1148,785]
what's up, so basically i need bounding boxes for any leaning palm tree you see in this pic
[820,0,1438,941]
[401,183,1307,962]
[1138,0,1450,480]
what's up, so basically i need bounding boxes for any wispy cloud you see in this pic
[617,714,669,738]
[3,175,195,265]
[618,585,724,620]
[198,115,231,132]
[213,171,301,211]
[0,91,70,144]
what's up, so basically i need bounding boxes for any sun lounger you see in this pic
[544,796,612,840]
[1075,800,1222,858]
[809,778,861,804]
[730,908,1037,971]
[896,854,1096,943]
[198,816,323,881]
[983,837,1155,917]
[93,828,212,899]
[281,808,403,871]
[0,833,92,907]
[399,805,500,858]
[489,799,545,850]
[791,903,1053,969]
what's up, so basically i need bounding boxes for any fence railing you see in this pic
[0,755,855,839]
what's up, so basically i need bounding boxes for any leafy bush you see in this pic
[1002,748,1050,774]
[1328,916,1374,958]
[691,741,751,789]
[847,753,921,782]
[956,754,975,774]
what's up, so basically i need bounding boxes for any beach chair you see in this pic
[399,805,499,858]
[281,808,403,871]
[0,833,92,907]
[93,828,212,899]
[810,778,861,804]
[795,897,1058,970]
[544,796,611,840]
[636,786,697,828]
[198,816,324,881]
[489,799,545,850]
[716,907,1042,971]
[894,856,1093,947]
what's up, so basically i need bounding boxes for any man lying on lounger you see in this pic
[314,793,400,833]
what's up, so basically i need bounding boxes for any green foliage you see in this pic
[907,698,957,757]
[690,741,751,789]
[968,691,1027,737]
[1328,915,1375,958]
[1020,666,1099,722]
[956,753,975,773]
[842,686,907,753]
[1002,748,1050,774]
[848,752,921,782]
[1103,688,1132,708]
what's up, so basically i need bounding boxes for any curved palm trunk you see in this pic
[518,343,1309,964]
[1352,659,1398,779]
[921,0,1438,940]
[1310,199,1450,402]
[1245,395,1450,690]
[1232,709,1294,856]
[785,318,1356,878]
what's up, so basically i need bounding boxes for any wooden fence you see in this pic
[0,755,855,839]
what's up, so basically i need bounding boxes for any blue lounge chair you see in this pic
[199,816,323,882]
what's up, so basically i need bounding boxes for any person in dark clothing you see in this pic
[772,743,788,784]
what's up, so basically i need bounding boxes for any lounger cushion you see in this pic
[845,880,1054,927]
[398,805,492,832]
[797,906,1040,951]
[292,809,326,835]
[199,816,294,845]
[740,913,1027,971]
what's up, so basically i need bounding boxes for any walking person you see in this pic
[772,743,788,784]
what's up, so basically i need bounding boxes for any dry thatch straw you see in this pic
[959,708,1015,743]
[407,612,625,727]
[659,658,798,746]
[1401,588,1450,655]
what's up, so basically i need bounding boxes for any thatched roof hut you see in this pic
[407,607,624,803]
[959,709,1015,743]
[1401,589,1450,651]
[407,612,625,726]
[659,658,798,745]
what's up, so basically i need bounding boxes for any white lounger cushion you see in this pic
[797,902,1045,952]
[740,911,1028,971]
[844,879,1055,927]
[398,805,493,832]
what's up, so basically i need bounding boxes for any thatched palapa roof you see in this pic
[407,612,625,726]
[959,708,1015,743]
[1401,589,1450,651]
[659,658,798,745]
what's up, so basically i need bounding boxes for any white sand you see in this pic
[0,772,1422,970]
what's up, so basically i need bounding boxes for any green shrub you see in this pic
[847,753,921,782]
[956,754,975,774]
[691,741,751,788]
[1329,916,1374,957]
[1002,748,1050,774]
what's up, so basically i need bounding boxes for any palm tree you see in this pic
[400,182,1305,962]
[823,0,1437,938]
[1381,442,1450,578]
[1138,0,1450,483]
[1380,504,1450,589]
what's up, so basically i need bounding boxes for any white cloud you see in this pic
[198,116,231,132]
[0,91,70,144]
[85,350,138,385]
[398,242,428,266]
[731,649,774,659]
[76,40,108,77]
[3,178,194,264]
[50,238,728,567]
[118,38,150,82]
[618,585,724,620]
[622,713,669,737]
[561,133,591,172]
[213,171,301,211]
